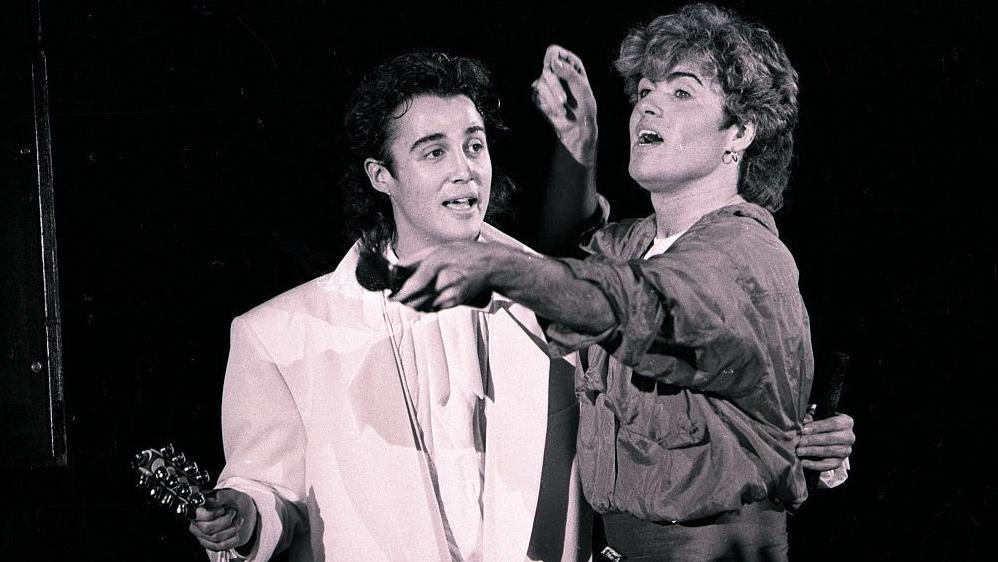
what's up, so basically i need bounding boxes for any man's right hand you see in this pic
[532,44,598,167]
[189,487,258,553]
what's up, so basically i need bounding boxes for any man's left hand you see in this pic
[798,412,855,471]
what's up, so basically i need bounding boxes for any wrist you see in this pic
[234,510,260,556]
[569,125,598,168]
[488,246,532,296]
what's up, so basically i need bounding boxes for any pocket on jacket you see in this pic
[611,372,709,449]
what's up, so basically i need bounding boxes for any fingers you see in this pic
[797,444,852,459]
[394,285,437,312]
[798,411,853,467]
[192,507,237,534]
[193,531,243,552]
[802,458,845,472]
[544,44,587,79]
[391,241,496,311]
[540,67,570,109]
[534,75,567,116]
[543,45,592,113]
[393,260,443,306]
[533,45,592,120]
[189,509,241,551]
[799,421,854,458]
[431,284,469,312]
[191,489,236,523]
[192,504,227,522]
[799,428,855,448]
[190,516,239,542]
[396,264,471,312]
[532,79,571,126]
[188,488,258,551]
[802,413,854,435]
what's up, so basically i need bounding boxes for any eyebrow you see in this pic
[409,125,487,153]
[665,71,704,86]
[409,133,445,153]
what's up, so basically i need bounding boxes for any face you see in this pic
[628,64,740,192]
[369,94,492,256]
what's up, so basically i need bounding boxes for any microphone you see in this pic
[355,248,415,294]
[809,351,850,420]
[805,350,850,490]
[355,246,491,309]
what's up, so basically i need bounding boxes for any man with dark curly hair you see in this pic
[185,51,592,562]
[395,4,852,560]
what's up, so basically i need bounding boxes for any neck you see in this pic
[391,230,483,262]
[391,233,426,262]
[648,177,743,238]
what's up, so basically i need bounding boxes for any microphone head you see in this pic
[356,248,417,294]
[355,248,392,292]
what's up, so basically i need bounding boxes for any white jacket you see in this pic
[211,225,590,561]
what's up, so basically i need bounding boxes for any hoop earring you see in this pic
[722,150,740,164]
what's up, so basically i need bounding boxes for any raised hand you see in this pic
[532,44,598,167]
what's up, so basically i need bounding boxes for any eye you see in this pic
[638,88,652,99]
[425,148,445,159]
[674,89,692,99]
[467,140,487,154]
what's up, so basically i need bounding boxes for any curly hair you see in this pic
[341,51,515,254]
[615,3,799,211]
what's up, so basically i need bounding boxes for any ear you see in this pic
[364,158,394,195]
[730,120,756,154]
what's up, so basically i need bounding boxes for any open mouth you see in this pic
[636,129,664,145]
[442,196,479,210]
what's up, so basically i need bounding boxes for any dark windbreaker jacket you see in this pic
[547,202,814,523]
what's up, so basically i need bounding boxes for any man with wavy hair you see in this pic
[396,4,853,560]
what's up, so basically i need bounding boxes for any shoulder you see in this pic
[690,203,777,238]
[236,242,367,330]
[582,215,656,258]
[666,203,800,286]
[678,203,787,256]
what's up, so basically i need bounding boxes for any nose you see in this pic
[636,93,662,117]
[451,151,475,183]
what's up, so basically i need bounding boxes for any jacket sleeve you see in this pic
[208,316,309,561]
[547,225,799,400]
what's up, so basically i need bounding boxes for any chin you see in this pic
[437,225,482,244]
[628,163,659,188]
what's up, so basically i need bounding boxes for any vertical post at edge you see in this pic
[31,0,68,467]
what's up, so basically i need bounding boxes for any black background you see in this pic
[2,0,994,560]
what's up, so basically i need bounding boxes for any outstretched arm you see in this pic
[532,45,600,256]
[393,240,615,335]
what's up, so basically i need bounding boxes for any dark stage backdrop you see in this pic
[1,1,993,560]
